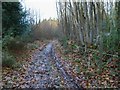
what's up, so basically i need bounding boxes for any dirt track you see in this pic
[23,42,82,89]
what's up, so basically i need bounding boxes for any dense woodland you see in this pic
[56,1,119,52]
[1,1,120,88]
[56,1,119,87]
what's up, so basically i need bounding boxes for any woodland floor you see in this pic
[2,40,119,89]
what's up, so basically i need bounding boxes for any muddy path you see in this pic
[22,42,82,89]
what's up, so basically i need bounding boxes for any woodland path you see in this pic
[22,41,82,89]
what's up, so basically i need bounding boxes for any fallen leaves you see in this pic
[2,40,49,88]
[55,40,119,88]
[2,40,119,88]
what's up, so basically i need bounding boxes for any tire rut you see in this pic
[23,42,82,89]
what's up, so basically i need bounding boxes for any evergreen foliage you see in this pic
[2,2,29,68]
[2,2,28,37]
